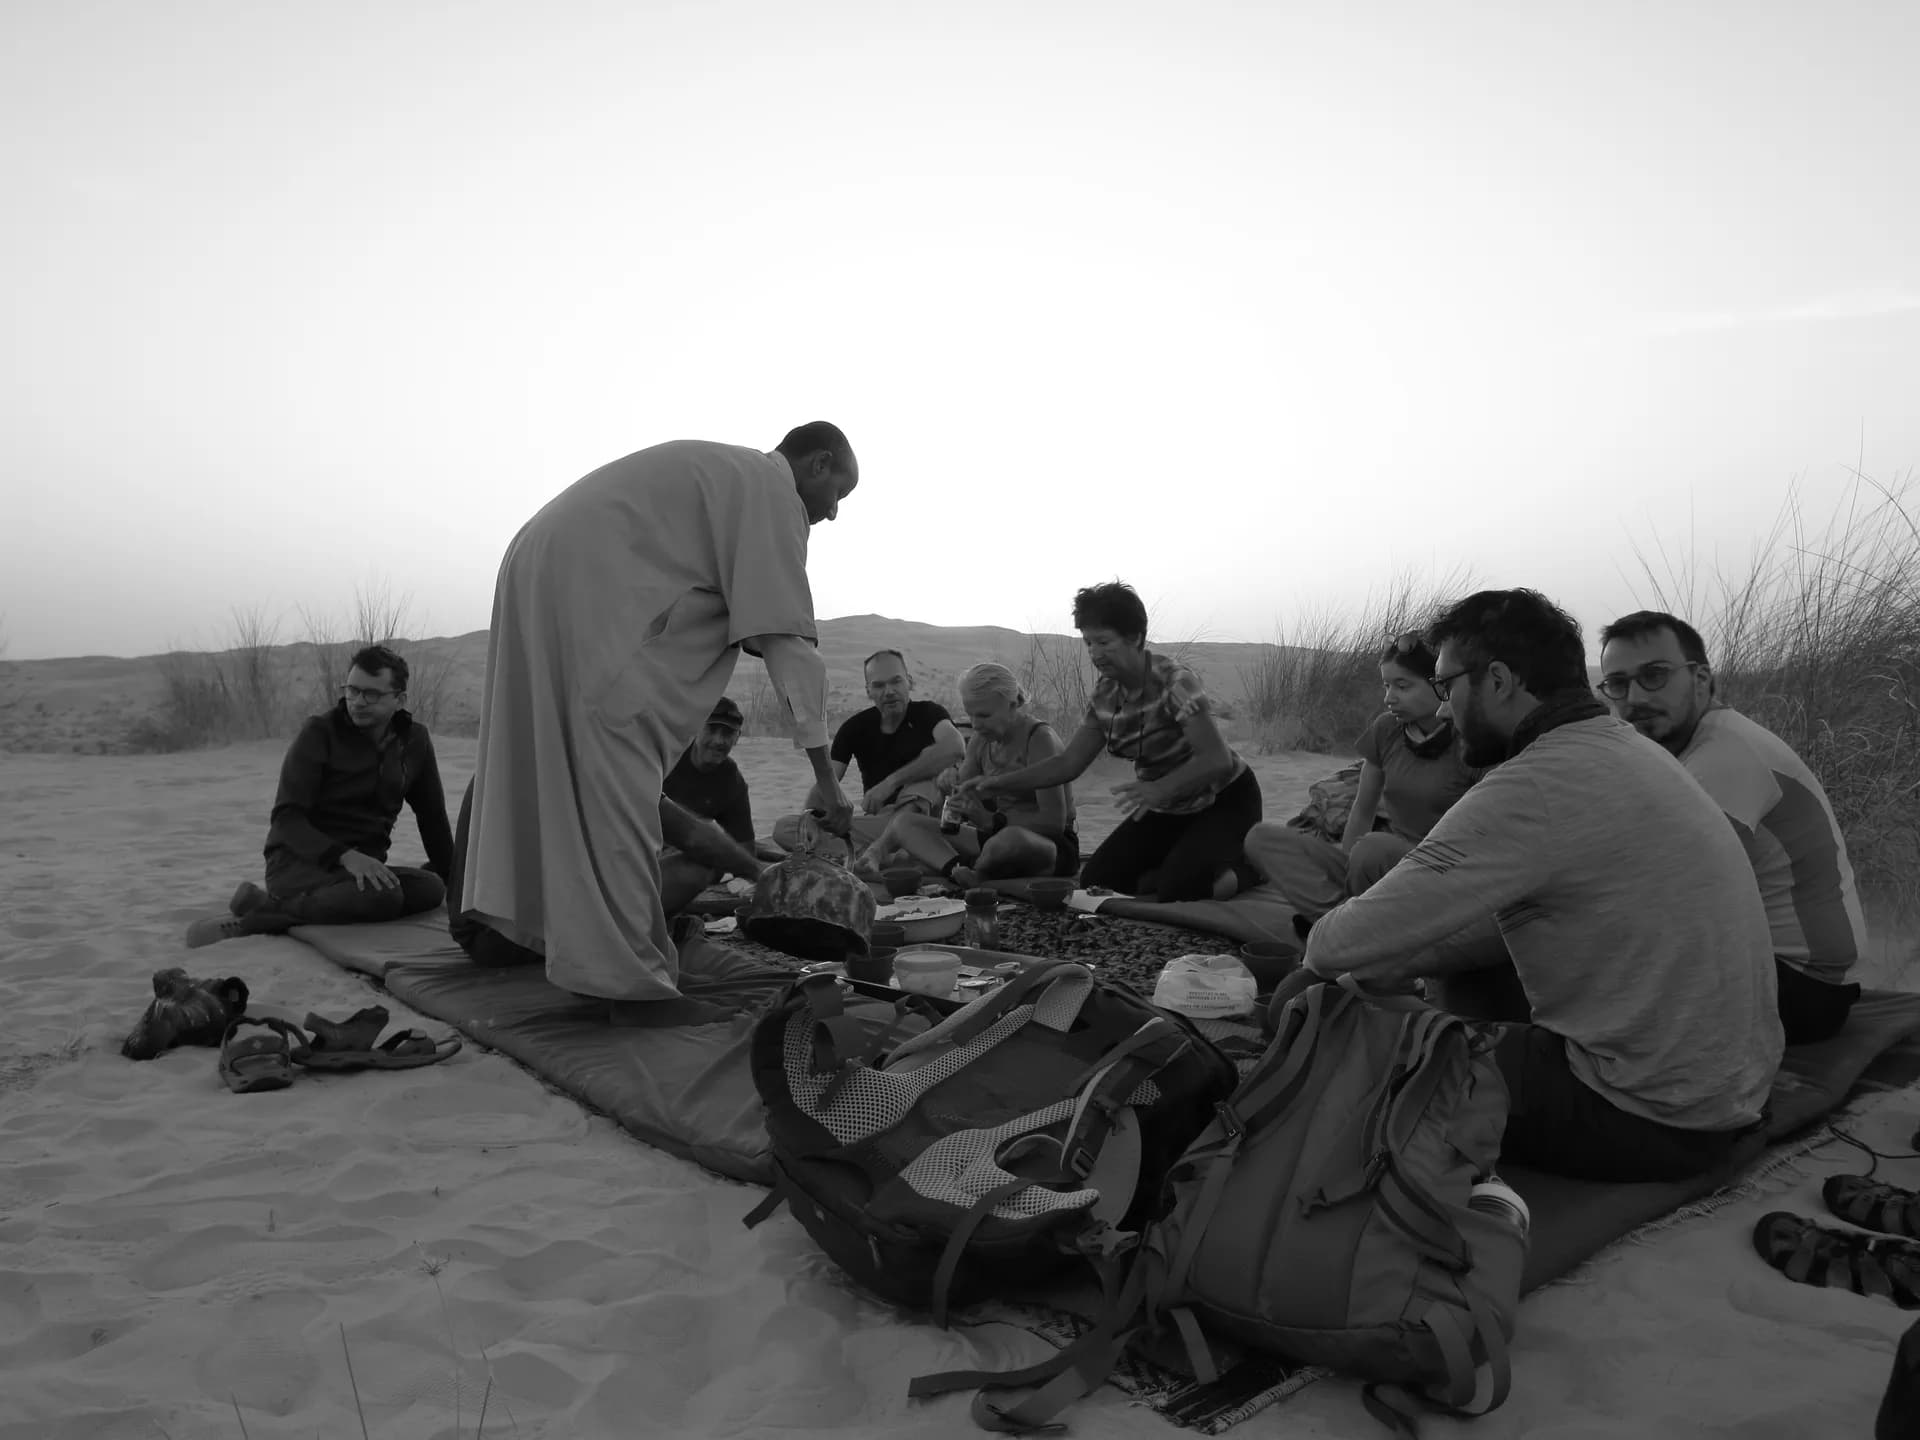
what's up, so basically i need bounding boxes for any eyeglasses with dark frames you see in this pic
[1594,661,1704,701]
[340,684,401,703]
[1428,665,1481,703]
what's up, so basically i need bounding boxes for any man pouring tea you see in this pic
[451,423,859,1020]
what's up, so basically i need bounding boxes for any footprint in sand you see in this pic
[134,1220,388,1294]
[191,1290,325,1416]
[0,1269,46,1341]
[365,1078,589,1150]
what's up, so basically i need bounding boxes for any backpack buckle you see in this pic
[1214,1100,1245,1140]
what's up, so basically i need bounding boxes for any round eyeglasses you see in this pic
[1594,662,1703,701]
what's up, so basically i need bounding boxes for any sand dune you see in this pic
[2,736,1915,1437]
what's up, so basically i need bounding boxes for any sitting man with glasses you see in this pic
[1599,610,1866,1044]
[1291,589,1783,1183]
[184,644,455,946]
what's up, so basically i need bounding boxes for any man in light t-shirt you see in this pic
[1299,589,1782,1183]
[1599,610,1866,1044]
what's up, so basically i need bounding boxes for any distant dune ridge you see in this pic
[0,614,1306,756]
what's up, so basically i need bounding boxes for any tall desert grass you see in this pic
[129,581,463,750]
[1631,470,1920,916]
[1238,569,1478,753]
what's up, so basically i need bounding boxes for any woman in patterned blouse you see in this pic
[962,581,1261,901]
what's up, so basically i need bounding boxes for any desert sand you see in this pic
[3,734,1916,1438]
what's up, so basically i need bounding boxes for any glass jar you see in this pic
[963,888,1001,951]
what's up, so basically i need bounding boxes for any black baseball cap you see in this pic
[709,696,745,731]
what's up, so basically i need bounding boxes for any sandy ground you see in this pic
[3,735,1917,1438]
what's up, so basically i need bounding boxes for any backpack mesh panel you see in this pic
[782,1004,1038,1142]
[894,1099,1098,1218]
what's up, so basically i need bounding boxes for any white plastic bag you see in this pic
[1151,954,1259,1019]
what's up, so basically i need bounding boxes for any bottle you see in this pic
[939,791,968,836]
[963,888,1001,952]
[1467,1175,1530,1239]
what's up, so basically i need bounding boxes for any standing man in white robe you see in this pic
[458,422,858,1013]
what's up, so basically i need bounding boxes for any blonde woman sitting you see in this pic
[857,663,1079,887]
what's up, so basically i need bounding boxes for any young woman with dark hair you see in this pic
[1243,630,1482,922]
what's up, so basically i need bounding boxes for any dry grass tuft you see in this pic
[1237,569,1478,753]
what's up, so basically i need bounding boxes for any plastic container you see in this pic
[1468,1175,1531,1238]
[892,947,962,998]
[963,888,1001,951]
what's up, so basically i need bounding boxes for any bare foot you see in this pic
[951,866,980,889]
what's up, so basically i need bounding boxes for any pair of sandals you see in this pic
[1753,1175,1920,1306]
[220,1005,461,1094]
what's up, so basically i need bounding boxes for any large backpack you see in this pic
[915,979,1525,1437]
[746,961,1239,1323]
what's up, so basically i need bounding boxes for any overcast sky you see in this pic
[5,0,1916,661]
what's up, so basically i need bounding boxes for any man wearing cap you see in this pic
[663,696,757,852]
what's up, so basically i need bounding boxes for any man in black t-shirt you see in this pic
[663,696,756,848]
[772,648,965,852]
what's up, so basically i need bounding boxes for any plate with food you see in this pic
[874,896,967,943]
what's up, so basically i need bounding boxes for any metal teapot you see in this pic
[741,811,876,962]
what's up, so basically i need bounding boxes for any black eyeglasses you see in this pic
[340,684,400,703]
[1595,662,1703,701]
[1428,665,1480,703]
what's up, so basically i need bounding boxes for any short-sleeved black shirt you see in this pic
[830,700,953,792]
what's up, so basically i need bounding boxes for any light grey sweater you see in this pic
[1309,715,1783,1131]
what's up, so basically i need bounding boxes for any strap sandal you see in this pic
[1827,1174,1920,1242]
[1753,1211,1920,1307]
[300,1005,391,1055]
[294,1028,462,1072]
[219,1017,302,1094]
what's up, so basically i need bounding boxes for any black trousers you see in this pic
[246,851,443,932]
[1492,1022,1757,1183]
[1080,766,1263,902]
[1776,957,1860,1046]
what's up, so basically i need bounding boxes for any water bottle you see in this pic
[1467,1175,1530,1239]
[963,888,1001,952]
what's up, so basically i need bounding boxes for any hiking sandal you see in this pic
[1827,1175,1920,1241]
[301,1005,391,1054]
[1753,1212,1920,1307]
[219,1017,302,1094]
[293,1029,462,1072]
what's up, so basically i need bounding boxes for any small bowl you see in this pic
[882,866,924,899]
[846,947,897,985]
[869,921,908,949]
[1238,940,1303,991]
[1026,878,1077,911]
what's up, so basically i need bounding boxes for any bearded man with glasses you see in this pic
[184,643,454,946]
[1287,589,1783,1183]
[1599,610,1865,1043]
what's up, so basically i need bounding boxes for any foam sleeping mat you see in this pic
[289,909,792,1185]
[290,912,1920,1291]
